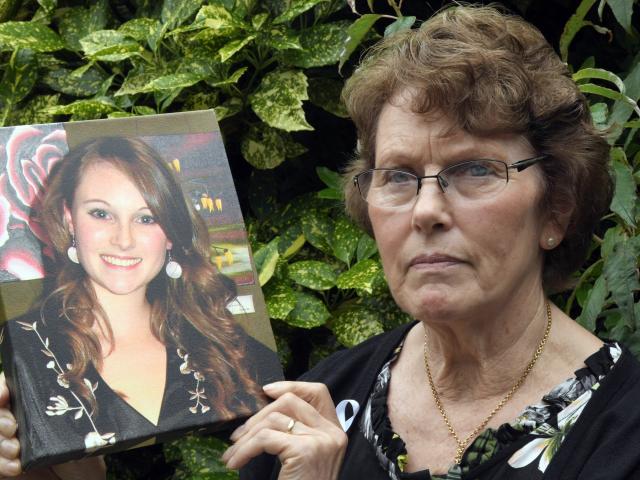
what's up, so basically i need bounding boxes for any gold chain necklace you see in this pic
[422,301,552,465]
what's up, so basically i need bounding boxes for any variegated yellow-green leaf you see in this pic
[264,280,297,320]
[37,0,56,14]
[278,223,305,257]
[0,49,37,104]
[331,217,361,265]
[288,260,338,290]
[219,35,255,62]
[253,236,280,286]
[331,305,384,347]
[80,30,143,62]
[207,67,247,87]
[142,73,204,92]
[115,68,162,96]
[267,26,303,51]
[196,4,245,36]
[250,69,313,131]
[308,77,349,117]
[45,96,118,120]
[214,97,243,121]
[6,94,59,126]
[0,21,64,52]
[357,233,377,262]
[285,291,330,329]
[252,12,269,30]
[161,0,203,31]
[336,259,381,294]
[58,3,108,51]
[132,106,156,116]
[184,91,219,112]
[339,14,381,71]
[283,133,308,158]
[282,21,349,68]
[43,66,107,97]
[610,148,637,228]
[359,295,410,330]
[119,18,161,41]
[241,124,288,169]
[118,18,162,51]
[273,0,328,24]
[300,213,334,255]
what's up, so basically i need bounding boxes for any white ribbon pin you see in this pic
[335,399,360,432]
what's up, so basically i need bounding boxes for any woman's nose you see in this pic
[411,180,453,233]
[111,222,135,249]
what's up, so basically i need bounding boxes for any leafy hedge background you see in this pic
[0,0,638,478]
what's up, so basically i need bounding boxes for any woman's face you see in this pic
[64,161,172,301]
[369,98,560,323]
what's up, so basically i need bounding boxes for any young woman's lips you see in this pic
[409,253,463,270]
[100,255,142,269]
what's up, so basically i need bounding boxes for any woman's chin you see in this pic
[396,286,474,322]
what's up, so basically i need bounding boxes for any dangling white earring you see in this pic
[67,235,79,264]
[165,251,182,279]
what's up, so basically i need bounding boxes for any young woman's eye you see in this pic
[88,209,109,220]
[138,215,156,225]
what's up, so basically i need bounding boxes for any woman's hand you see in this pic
[223,381,348,480]
[0,373,106,480]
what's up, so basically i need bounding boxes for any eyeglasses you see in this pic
[353,156,546,209]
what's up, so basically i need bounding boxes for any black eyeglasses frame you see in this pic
[353,155,547,199]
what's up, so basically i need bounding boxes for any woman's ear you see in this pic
[166,241,173,251]
[540,213,571,251]
[63,203,74,235]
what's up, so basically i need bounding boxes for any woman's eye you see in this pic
[451,161,498,177]
[138,215,156,225]
[88,209,109,220]
[383,171,414,184]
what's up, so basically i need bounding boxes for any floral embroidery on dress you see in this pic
[508,343,622,474]
[177,348,211,414]
[18,320,117,453]
[361,340,622,479]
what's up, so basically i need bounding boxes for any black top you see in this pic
[241,322,640,480]
[1,311,282,470]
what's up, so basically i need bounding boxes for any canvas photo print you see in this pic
[0,111,283,469]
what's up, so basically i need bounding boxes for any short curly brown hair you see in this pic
[342,4,612,292]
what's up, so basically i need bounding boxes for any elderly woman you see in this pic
[225,5,640,480]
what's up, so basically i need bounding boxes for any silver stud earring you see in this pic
[165,251,182,279]
[67,235,79,264]
[546,237,556,248]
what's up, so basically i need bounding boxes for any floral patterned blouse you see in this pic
[360,341,622,480]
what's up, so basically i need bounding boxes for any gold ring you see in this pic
[286,418,296,433]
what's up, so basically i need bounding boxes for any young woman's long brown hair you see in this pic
[40,136,264,418]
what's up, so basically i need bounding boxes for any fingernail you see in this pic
[262,382,278,391]
[0,417,14,433]
[0,439,18,457]
[230,424,246,442]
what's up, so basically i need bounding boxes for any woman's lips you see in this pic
[100,255,142,268]
[409,253,463,270]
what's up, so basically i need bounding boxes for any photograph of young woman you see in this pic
[1,136,281,469]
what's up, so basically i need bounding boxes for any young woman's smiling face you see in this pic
[64,161,172,302]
